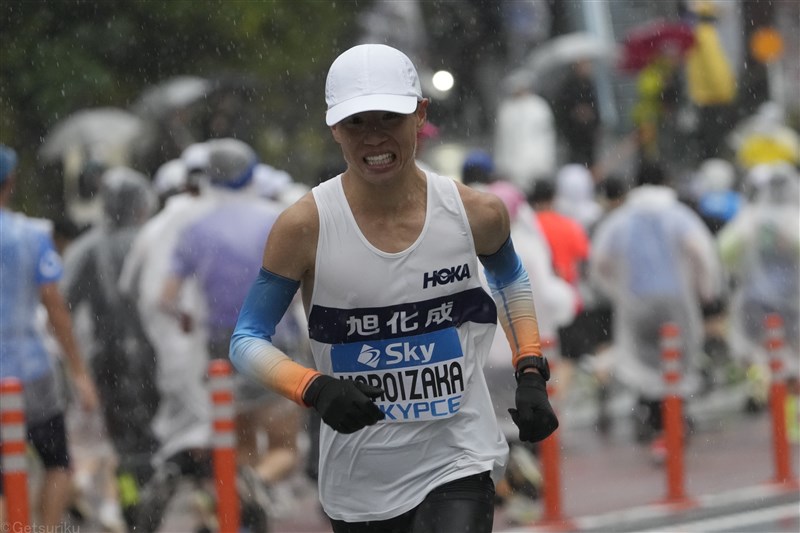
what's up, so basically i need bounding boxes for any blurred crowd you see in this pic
[457,0,800,523]
[1,1,798,532]
[2,137,314,532]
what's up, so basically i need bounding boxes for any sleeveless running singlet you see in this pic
[310,171,508,522]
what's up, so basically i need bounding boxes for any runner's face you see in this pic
[331,100,428,183]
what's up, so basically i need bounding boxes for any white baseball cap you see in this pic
[181,142,210,172]
[153,158,188,196]
[325,44,422,126]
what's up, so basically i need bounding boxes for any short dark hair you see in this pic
[599,175,628,200]
[528,179,555,204]
[635,161,667,187]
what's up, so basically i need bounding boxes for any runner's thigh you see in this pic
[411,471,495,533]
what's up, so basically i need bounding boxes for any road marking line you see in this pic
[638,502,800,532]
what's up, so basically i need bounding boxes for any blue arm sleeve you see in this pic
[479,236,542,365]
[230,268,319,405]
[479,236,526,290]
[231,267,300,344]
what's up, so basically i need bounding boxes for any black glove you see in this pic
[303,375,385,434]
[508,372,559,442]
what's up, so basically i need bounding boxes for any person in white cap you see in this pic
[155,138,308,529]
[230,44,557,532]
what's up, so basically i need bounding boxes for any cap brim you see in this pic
[326,94,418,126]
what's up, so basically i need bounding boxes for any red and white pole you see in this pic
[209,359,239,533]
[1,378,30,529]
[660,323,689,504]
[763,314,795,485]
[538,337,573,529]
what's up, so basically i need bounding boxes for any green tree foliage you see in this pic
[0,0,368,214]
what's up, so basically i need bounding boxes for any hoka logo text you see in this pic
[423,264,471,289]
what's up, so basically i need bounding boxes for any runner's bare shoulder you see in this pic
[454,180,510,256]
[262,191,319,281]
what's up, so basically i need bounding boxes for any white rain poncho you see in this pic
[589,185,722,399]
[554,164,603,231]
[118,190,216,462]
[717,167,799,374]
[494,90,557,191]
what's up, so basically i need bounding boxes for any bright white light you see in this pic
[432,70,454,92]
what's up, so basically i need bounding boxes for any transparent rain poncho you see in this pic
[62,167,157,357]
[61,167,160,466]
[117,159,216,461]
[589,185,723,399]
[718,167,800,370]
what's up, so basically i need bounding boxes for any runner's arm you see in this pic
[41,282,99,411]
[230,268,319,405]
[230,195,320,405]
[480,236,543,369]
[459,182,542,368]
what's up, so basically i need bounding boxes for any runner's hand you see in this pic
[508,372,558,442]
[304,375,385,433]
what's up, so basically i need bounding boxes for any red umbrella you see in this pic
[618,19,695,73]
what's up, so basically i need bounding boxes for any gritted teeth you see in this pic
[364,153,395,165]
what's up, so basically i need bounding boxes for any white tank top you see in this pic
[310,171,508,522]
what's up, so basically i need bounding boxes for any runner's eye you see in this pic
[344,115,365,126]
[381,113,403,124]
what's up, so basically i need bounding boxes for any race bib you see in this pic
[330,327,466,422]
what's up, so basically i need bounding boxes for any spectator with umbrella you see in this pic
[525,32,616,171]
[553,58,602,169]
[620,19,695,164]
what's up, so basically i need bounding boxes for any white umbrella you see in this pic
[39,107,146,162]
[526,32,618,79]
[132,76,211,118]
